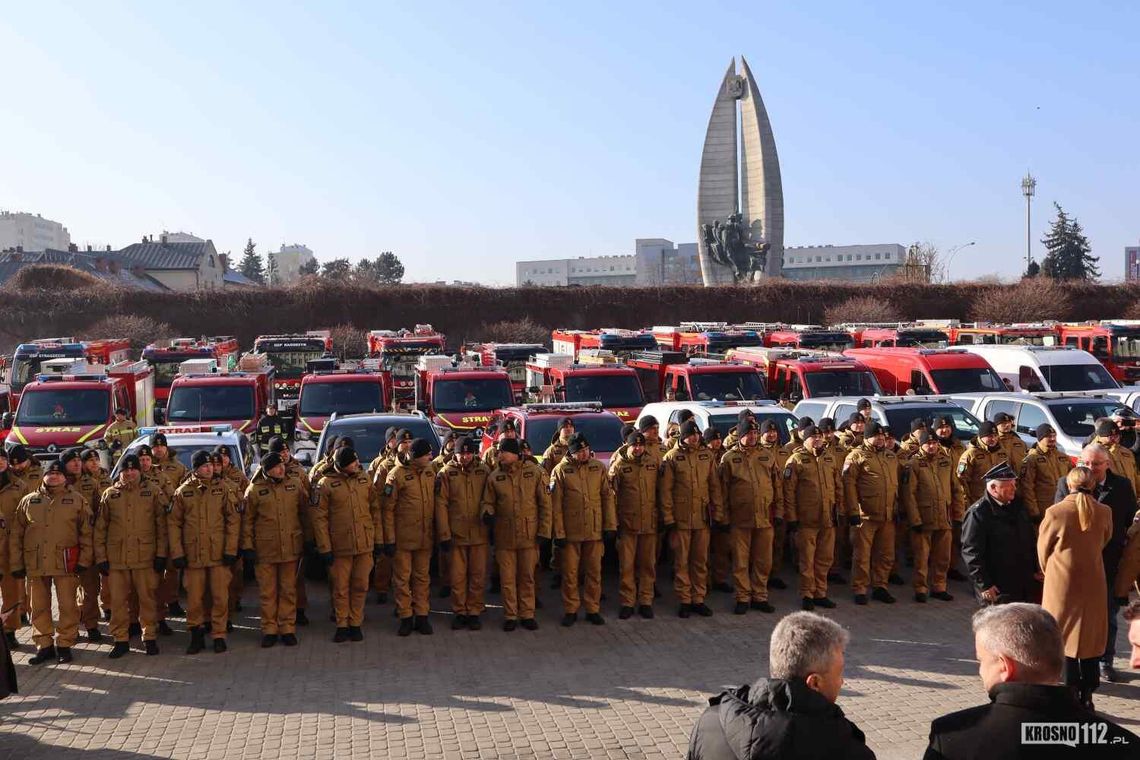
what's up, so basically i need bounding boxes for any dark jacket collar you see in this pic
[990,682,1081,711]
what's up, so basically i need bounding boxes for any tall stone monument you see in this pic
[697,57,784,285]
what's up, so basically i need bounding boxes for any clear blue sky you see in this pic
[2,2,1137,284]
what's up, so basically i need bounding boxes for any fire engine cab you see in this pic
[414,355,513,437]
[466,342,546,402]
[294,358,393,447]
[523,353,645,422]
[5,358,155,466]
[142,336,240,413]
[369,325,447,407]
[625,351,767,405]
[163,353,275,434]
[1052,321,1140,383]
[9,337,132,402]
[652,322,764,357]
[725,347,882,400]
[551,329,658,360]
[252,331,333,410]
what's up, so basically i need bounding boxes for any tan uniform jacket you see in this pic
[9,484,95,577]
[999,432,1029,472]
[836,430,863,454]
[718,445,781,528]
[382,462,445,551]
[1106,442,1140,502]
[0,476,25,572]
[897,434,922,461]
[938,436,967,468]
[240,473,305,563]
[312,469,383,556]
[74,471,111,516]
[479,460,552,550]
[902,449,965,530]
[434,460,491,546]
[168,474,239,568]
[659,443,723,529]
[550,455,617,542]
[1018,444,1073,519]
[156,456,188,492]
[541,441,569,476]
[843,443,901,521]
[957,439,1008,504]
[608,448,659,535]
[103,420,138,453]
[95,478,168,569]
[783,445,843,527]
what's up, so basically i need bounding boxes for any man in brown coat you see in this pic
[435,437,491,630]
[0,450,27,650]
[902,431,964,603]
[1018,424,1072,521]
[843,421,901,606]
[8,459,94,665]
[95,454,168,658]
[151,433,188,622]
[993,411,1028,472]
[168,450,239,654]
[609,430,660,619]
[241,452,306,648]
[550,433,617,627]
[60,446,109,644]
[784,426,843,611]
[957,422,1008,504]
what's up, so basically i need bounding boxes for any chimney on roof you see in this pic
[106,245,112,252]
[68,243,78,252]
[16,246,22,253]
[86,244,92,252]
[142,235,147,243]
[160,234,167,244]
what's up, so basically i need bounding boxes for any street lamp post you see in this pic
[1021,173,1036,274]
[944,241,976,282]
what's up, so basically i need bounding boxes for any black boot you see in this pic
[157,620,174,636]
[261,634,278,648]
[637,605,654,619]
[561,612,577,627]
[108,642,130,659]
[678,603,692,618]
[585,612,605,626]
[56,647,73,664]
[186,627,205,655]
[467,615,482,631]
[871,587,896,604]
[295,609,310,626]
[734,601,749,615]
[281,633,298,646]
[452,614,467,630]
[812,597,837,609]
[144,640,159,656]
[414,616,433,635]
[333,627,350,643]
[692,603,713,617]
[86,627,102,643]
[520,618,538,631]
[348,626,363,642]
[802,597,815,611]
[618,606,634,620]
[213,638,227,654]
[397,617,414,637]
[29,646,56,665]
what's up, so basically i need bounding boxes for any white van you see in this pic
[958,345,1119,393]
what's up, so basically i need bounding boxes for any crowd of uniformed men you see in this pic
[1,399,1139,668]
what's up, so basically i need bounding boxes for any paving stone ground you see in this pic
[0,566,1137,760]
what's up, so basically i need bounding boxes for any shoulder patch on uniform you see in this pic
[258,488,269,496]
[447,470,458,477]
[383,483,394,496]
[109,492,121,500]
[675,455,686,462]
[523,471,534,479]
[783,465,793,480]
[621,466,632,474]
[956,460,967,476]
[495,474,506,481]
[404,473,414,481]
[285,483,297,491]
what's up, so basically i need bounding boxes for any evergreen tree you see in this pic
[374,251,404,285]
[238,238,265,283]
[320,258,352,278]
[1039,203,1099,280]
[298,258,319,276]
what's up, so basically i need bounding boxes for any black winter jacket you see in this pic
[960,493,1039,604]
[686,677,876,760]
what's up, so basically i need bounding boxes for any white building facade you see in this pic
[781,243,907,282]
[269,243,316,284]
[0,211,70,252]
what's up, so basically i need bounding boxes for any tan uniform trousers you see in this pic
[832,518,853,574]
[78,566,102,630]
[30,575,80,649]
[437,547,451,588]
[370,554,392,596]
[331,553,373,627]
[795,526,835,599]
[618,533,656,607]
[394,549,432,619]
[108,569,157,642]
[560,540,603,615]
[156,567,181,619]
[496,546,538,621]
[671,528,710,605]
[911,529,952,595]
[710,529,732,587]
[295,557,308,610]
[0,575,25,632]
[448,544,488,616]
[228,557,245,612]
[732,527,774,603]
[255,561,298,635]
[770,520,788,578]
[851,520,895,594]
[184,566,231,637]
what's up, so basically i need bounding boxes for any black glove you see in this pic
[242,549,257,564]
[320,552,334,567]
[602,530,616,543]
[303,540,316,554]
[660,521,675,534]
[848,515,863,528]
[373,543,384,560]
[1114,596,1130,607]
[439,540,452,553]
[75,564,88,575]
[786,520,799,533]
[553,537,566,548]
[383,543,396,557]
[223,554,238,567]
[714,521,731,533]
[98,561,110,576]
[10,568,25,580]
[773,517,784,527]
[153,557,167,572]
[482,512,495,527]
[172,557,187,570]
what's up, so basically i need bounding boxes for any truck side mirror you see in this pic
[153,408,165,425]
[0,412,12,429]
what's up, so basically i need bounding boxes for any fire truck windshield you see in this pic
[149,360,184,388]
[262,350,321,380]
[11,355,80,393]
[15,388,110,426]
[167,385,255,422]
[688,372,766,401]
[562,376,644,407]
[1113,335,1140,359]
[300,382,384,416]
[433,378,512,412]
[798,335,854,352]
[804,370,881,397]
[1000,335,1049,346]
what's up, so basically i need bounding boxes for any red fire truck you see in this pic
[949,321,1057,346]
[725,347,882,400]
[466,342,546,401]
[843,347,1005,395]
[5,358,155,466]
[9,337,132,403]
[368,325,447,407]
[764,325,855,352]
[294,359,393,447]
[163,354,275,434]
[414,355,513,436]
[252,331,332,410]
[626,351,767,404]
[551,329,658,360]
[523,353,645,422]
[142,336,240,412]
[1052,321,1140,383]
[652,322,765,357]
[843,323,950,348]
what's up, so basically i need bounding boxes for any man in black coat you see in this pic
[687,611,875,760]
[1053,442,1137,683]
[960,463,1039,605]
[924,604,1136,759]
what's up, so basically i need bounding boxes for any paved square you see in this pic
[1,569,1137,760]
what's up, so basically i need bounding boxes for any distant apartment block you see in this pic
[0,211,70,252]
[269,243,316,284]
